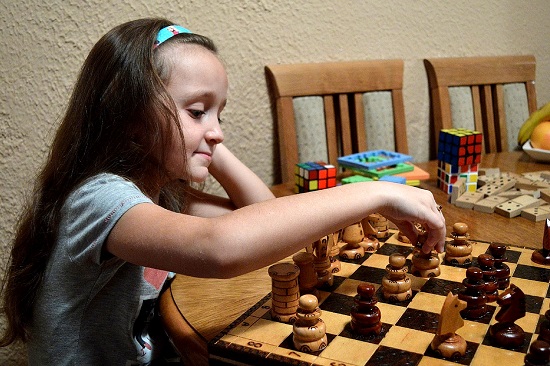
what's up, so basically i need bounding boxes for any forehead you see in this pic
[160,43,226,84]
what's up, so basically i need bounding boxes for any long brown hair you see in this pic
[0,18,217,345]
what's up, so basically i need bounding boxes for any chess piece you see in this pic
[532,218,550,265]
[489,242,511,290]
[477,253,499,303]
[292,294,327,353]
[350,283,382,336]
[292,252,318,296]
[524,340,550,366]
[360,215,380,252]
[430,292,468,359]
[382,253,412,302]
[458,267,488,320]
[328,231,341,274]
[537,303,550,344]
[445,222,473,266]
[397,230,411,244]
[410,225,441,277]
[339,222,366,260]
[312,234,334,287]
[268,262,300,323]
[489,284,526,349]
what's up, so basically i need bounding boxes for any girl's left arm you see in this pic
[184,143,275,218]
[208,143,275,207]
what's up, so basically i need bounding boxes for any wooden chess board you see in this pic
[207,231,550,366]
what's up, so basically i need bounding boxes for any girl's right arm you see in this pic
[105,181,445,278]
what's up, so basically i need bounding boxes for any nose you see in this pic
[205,122,224,144]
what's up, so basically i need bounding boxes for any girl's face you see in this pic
[163,44,227,183]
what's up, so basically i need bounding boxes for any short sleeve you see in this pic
[59,174,153,265]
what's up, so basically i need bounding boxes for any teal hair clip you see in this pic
[154,25,192,48]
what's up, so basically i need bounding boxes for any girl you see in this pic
[0,18,445,364]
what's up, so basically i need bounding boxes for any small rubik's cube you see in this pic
[437,128,482,194]
[294,162,337,193]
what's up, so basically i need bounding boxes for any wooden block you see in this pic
[476,177,516,197]
[455,192,484,209]
[473,195,509,213]
[450,177,466,204]
[497,189,523,199]
[540,188,550,203]
[478,167,500,177]
[494,195,542,218]
[521,205,550,222]
[519,189,540,198]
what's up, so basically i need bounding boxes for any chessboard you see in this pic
[207,231,550,366]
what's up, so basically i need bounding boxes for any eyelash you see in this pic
[188,110,224,124]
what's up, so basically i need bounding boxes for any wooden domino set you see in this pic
[207,229,550,366]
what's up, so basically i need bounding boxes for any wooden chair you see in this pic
[265,60,409,184]
[424,55,537,159]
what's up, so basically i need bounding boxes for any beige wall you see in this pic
[1,0,550,363]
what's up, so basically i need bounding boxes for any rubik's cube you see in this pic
[294,162,337,193]
[437,128,482,194]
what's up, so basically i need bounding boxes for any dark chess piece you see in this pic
[458,267,488,320]
[489,242,511,290]
[350,283,382,336]
[477,254,498,303]
[524,340,550,366]
[538,303,550,344]
[292,294,327,353]
[489,284,526,349]
[532,218,550,265]
[430,292,468,359]
[445,222,473,266]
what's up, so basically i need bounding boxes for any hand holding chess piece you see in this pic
[292,294,327,353]
[410,225,441,277]
[430,292,467,359]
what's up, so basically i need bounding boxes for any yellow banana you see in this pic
[518,101,550,146]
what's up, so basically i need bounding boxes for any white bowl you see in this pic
[522,140,550,162]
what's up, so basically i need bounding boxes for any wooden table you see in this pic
[160,150,549,365]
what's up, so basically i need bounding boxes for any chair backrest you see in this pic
[265,60,409,184]
[424,55,537,158]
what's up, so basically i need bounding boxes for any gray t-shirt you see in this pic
[28,174,175,365]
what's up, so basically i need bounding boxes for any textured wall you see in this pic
[1,0,550,363]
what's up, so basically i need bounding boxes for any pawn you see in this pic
[489,284,526,349]
[350,283,382,336]
[477,254,499,303]
[328,231,341,274]
[489,242,511,290]
[524,340,550,366]
[313,235,334,287]
[532,218,550,265]
[458,267,488,320]
[537,303,550,344]
[445,222,472,266]
[360,215,380,252]
[382,253,412,302]
[410,227,440,278]
[339,222,365,260]
[293,294,327,353]
[292,252,318,296]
